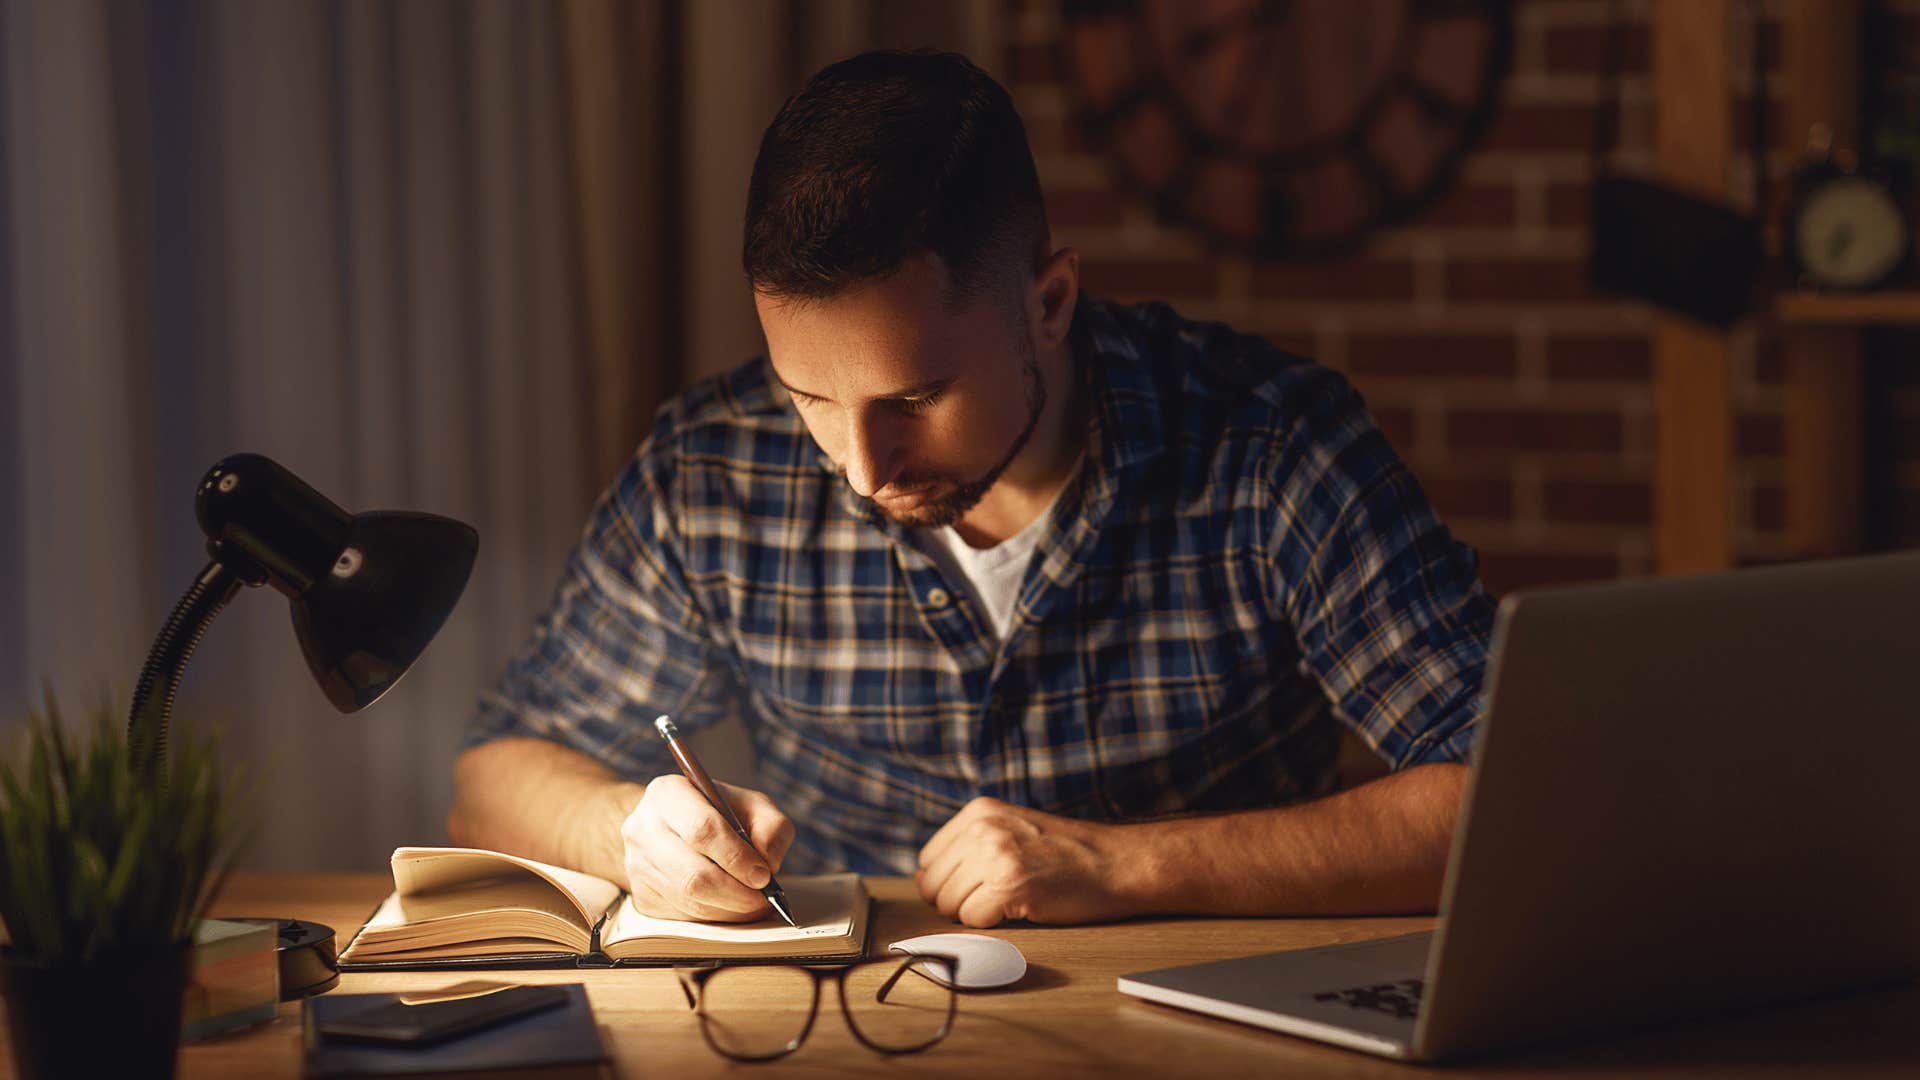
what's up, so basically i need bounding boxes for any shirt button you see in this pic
[926,588,950,608]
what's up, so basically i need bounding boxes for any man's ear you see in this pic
[1028,247,1079,349]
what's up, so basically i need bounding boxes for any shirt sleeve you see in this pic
[1262,367,1497,769]
[463,433,736,781]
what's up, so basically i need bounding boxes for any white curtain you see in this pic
[0,0,1004,870]
[1,0,603,869]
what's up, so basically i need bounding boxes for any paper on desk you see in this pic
[601,873,858,947]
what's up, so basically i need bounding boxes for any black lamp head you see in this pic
[194,453,479,712]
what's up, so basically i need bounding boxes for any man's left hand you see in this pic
[914,797,1144,928]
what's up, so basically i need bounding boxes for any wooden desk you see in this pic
[14,873,1915,1079]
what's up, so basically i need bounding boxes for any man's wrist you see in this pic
[574,778,648,883]
[1094,818,1182,919]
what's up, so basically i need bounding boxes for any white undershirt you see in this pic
[919,458,1082,644]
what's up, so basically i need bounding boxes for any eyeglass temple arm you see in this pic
[674,968,704,1010]
[875,954,957,1003]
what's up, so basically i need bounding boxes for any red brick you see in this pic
[1544,478,1653,525]
[1417,183,1516,228]
[1481,104,1600,153]
[1546,182,1591,228]
[1447,258,1598,305]
[1024,107,1065,152]
[1477,552,1622,596]
[1542,24,1650,73]
[1256,329,1318,358]
[1370,405,1417,452]
[1010,43,1057,85]
[1349,334,1518,379]
[1079,258,1220,299]
[1447,408,1624,454]
[1737,414,1784,456]
[1417,469,1514,521]
[1045,187,1129,229]
[1252,259,1416,302]
[1547,334,1652,383]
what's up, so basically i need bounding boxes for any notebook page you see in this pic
[601,873,860,949]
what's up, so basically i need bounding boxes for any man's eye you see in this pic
[896,392,943,414]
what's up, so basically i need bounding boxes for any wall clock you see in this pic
[1061,0,1513,259]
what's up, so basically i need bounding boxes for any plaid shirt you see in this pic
[467,296,1496,874]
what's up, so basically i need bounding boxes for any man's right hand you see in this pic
[619,775,795,922]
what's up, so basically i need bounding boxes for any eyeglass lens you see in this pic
[695,956,956,1060]
[841,956,955,1052]
[698,965,819,1060]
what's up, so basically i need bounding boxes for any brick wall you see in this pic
[1005,0,1818,596]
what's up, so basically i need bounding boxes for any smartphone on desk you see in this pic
[316,984,571,1047]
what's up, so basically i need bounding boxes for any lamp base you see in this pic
[227,918,338,999]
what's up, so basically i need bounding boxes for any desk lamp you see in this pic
[127,452,479,996]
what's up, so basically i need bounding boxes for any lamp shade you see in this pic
[195,454,478,712]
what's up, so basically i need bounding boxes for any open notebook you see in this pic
[337,847,870,969]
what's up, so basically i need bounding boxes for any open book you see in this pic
[337,847,870,969]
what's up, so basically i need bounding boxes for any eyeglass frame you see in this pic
[673,953,961,1062]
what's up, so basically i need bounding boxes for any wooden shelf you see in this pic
[1773,290,1920,326]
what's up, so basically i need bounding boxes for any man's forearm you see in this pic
[1113,762,1469,916]
[447,737,646,884]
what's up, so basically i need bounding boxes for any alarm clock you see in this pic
[1784,158,1910,291]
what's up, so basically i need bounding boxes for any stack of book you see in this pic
[182,917,278,1041]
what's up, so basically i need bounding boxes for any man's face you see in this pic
[754,255,1044,530]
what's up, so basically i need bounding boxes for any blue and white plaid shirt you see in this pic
[467,295,1496,874]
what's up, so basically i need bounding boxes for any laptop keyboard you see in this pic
[1311,978,1425,1020]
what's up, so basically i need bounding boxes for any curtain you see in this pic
[0,0,635,869]
[0,0,1003,870]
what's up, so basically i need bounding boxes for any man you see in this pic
[450,51,1493,929]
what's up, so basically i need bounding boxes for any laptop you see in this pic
[1119,551,1920,1062]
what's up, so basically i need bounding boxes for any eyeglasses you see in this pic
[674,955,959,1061]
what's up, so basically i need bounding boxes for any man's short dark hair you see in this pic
[743,50,1047,308]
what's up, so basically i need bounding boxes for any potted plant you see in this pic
[0,692,235,1080]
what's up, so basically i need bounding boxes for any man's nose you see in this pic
[843,409,903,498]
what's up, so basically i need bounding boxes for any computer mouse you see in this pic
[888,933,1028,990]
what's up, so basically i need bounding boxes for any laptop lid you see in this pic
[1415,552,1920,1061]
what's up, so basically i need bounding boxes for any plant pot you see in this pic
[1,940,191,1080]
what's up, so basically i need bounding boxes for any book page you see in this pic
[389,846,622,928]
[345,882,592,957]
[601,873,865,960]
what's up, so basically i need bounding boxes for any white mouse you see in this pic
[887,932,1028,990]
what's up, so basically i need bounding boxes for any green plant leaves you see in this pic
[0,690,239,965]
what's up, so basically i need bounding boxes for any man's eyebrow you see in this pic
[772,373,955,404]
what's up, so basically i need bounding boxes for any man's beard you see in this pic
[861,344,1046,531]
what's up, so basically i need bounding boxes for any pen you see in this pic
[652,714,799,928]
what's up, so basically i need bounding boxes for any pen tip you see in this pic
[768,893,799,929]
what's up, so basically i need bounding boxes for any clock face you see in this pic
[1062,0,1512,258]
[1792,176,1909,291]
